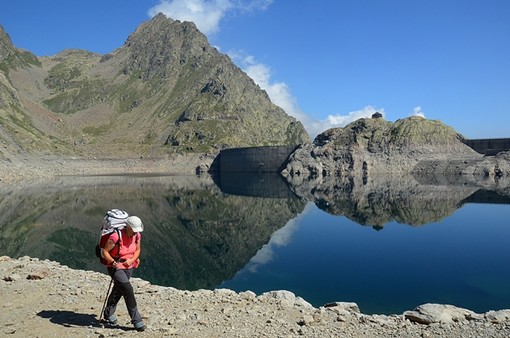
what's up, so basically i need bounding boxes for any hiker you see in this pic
[102,215,146,332]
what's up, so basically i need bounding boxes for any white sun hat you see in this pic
[125,216,144,232]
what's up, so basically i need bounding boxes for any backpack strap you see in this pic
[111,228,122,261]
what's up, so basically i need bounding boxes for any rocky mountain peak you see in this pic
[391,115,465,146]
[121,13,212,80]
[314,117,392,147]
[0,15,309,158]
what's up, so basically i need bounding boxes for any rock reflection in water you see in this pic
[286,173,510,229]
[214,172,297,198]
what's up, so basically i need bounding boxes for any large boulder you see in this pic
[404,303,480,324]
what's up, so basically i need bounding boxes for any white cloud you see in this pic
[243,60,305,121]
[230,0,273,12]
[232,53,388,139]
[326,106,384,125]
[246,218,299,272]
[411,106,425,118]
[244,202,314,272]
[148,0,230,34]
[232,53,318,137]
[317,106,386,133]
[148,0,272,35]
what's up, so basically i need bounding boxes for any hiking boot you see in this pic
[134,321,146,332]
[103,314,118,325]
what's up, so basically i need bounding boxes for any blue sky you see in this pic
[1,0,509,139]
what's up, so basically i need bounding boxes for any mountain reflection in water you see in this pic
[0,173,509,314]
[0,174,305,290]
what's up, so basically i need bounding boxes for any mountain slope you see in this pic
[0,14,309,159]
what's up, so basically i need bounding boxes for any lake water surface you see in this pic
[0,173,508,315]
[221,201,510,314]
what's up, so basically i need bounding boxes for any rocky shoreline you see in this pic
[2,256,510,337]
[0,153,214,184]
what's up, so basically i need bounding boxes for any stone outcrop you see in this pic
[282,116,510,189]
[404,303,482,325]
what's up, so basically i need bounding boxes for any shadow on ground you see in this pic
[37,310,132,331]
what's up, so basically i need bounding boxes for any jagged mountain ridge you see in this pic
[0,13,309,159]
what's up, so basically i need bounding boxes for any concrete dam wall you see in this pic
[215,145,300,198]
[463,138,510,155]
[219,145,299,173]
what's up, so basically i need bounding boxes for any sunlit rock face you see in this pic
[280,116,508,187]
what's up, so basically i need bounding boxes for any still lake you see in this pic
[0,173,509,315]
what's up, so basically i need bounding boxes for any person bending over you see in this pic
[102,216,145,332]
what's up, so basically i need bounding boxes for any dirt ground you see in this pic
[2,257,510,338]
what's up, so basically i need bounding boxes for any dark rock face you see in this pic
[0,14,309,158]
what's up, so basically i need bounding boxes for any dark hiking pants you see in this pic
[104,268,142,324]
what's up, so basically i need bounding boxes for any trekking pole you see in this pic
[99,278,114,321]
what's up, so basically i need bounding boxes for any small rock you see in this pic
[27,268,51,280]
[3,274,21,282]
[323,301,360,314]
[485,310,510,323]
[336,315,347,322]
[297,314,314,326]
[239,291,256,300]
